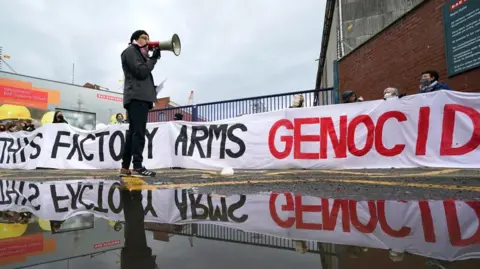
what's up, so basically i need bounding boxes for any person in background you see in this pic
[383,87,399,99]
[172,112,185,169]
[6,122,18,132]
[53,111,68,124]
[174,113,183,121]
[290,94,305,108]
[419,70,452,93]
[116,113,126,124]
[342,90,364,103]
[0,124,5,132]
[21,120,35,131]
[120,30,161,177]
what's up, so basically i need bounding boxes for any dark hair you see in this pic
[130,30,149,44]
[116,113,123,118]
[342,90,355,103]
[174,113,183,120]
[53,111,68,124]
[422,70,439,81]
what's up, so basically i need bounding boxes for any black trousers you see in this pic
[122,100,150,170]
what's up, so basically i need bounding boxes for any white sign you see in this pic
[0,91,480,170]
[1,179,479,261]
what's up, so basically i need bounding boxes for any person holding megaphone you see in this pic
[120,30,181,178]
[120,30,160,177]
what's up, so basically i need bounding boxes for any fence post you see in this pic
[192,105,198,121]
[333,60,340,104]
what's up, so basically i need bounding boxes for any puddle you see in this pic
[0,178,479,269]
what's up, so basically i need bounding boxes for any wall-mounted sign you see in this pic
[97,93,123,102]
[443,0,480,77]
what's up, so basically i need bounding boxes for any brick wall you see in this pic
[338,0,480,101]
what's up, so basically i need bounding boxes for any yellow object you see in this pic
[38,219,52,231]
[108,220,116,227]
[347,24,353,31]
[2,55,11,59]
[41,111,55,125]
[0,104,31,120]
[0,223,28,239]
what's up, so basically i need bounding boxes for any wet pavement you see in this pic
[2,167,480,200]
[1,187,480,269]
[2,168,480,268]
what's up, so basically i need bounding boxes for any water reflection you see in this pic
[1,184,480,269]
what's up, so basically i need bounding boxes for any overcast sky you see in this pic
[0,0,325,105]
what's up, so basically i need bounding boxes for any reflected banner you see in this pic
[0,91,480,170]
[0,179,479,261]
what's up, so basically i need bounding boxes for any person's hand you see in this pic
[357,96,364,101]
[151,48,161,59]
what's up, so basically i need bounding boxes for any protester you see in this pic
[116,113,126,124]
[290,94,305,108]
[53,111,68,124]
[0,123,5,132]
[120,30,161,177]
[342,90,364,103]
[174,113,183,121]
[20,120,36,131]
[419,70,452,93]
[383,87,399,99]
[383,87,406,99]
[6,122,19,132]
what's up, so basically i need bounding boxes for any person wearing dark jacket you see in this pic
[342,90,364,103]
[174,113,183,121]
[53,111,68,124]
[419,70,452,93]
[120,30,161,177]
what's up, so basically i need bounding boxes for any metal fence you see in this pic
[172,223,321,254]
[148,88,338,123]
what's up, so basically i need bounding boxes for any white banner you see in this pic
[0,91,480,170]
[1,179,479,261]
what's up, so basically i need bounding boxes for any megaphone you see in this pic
[148,34,181,56]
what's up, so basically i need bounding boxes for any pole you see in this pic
[0,46,3,71]
[72,63,75,84]
[338,0,345,57]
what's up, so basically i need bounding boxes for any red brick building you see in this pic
[316,0,480,102]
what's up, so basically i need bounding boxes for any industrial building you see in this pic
[316,0,480,101]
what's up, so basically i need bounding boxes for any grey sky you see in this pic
[1,0,325,105]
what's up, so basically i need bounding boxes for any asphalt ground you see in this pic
[2,168,480,200]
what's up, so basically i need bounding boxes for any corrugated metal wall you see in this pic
[339,0,425,56]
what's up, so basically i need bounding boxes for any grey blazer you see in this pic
[121,45,158,109]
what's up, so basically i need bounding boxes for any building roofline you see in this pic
[336,0,427,62]
[0,70,122,95]
[315,0,336,90]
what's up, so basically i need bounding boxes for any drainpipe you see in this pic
[338,0,345,57]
